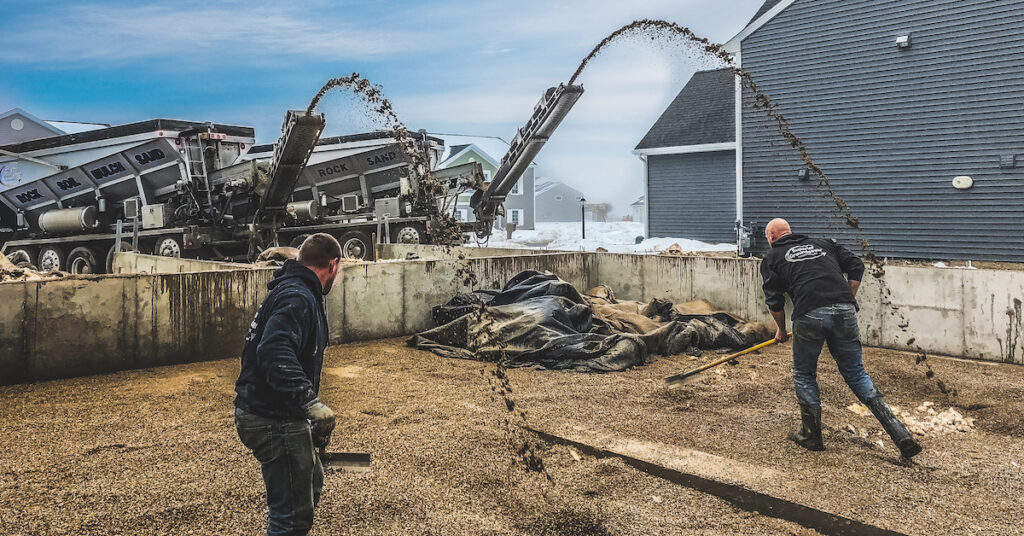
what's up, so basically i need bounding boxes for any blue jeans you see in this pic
[235,407,324,536]
[792,303,880,407]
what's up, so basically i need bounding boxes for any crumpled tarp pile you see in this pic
[408,270,772,372]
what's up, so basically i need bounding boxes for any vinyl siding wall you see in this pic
[648,151,736,243]
[741,0,1024,261]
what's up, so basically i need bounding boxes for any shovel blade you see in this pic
[321,451,372,472]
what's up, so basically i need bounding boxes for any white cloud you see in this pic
[0,4,434,64]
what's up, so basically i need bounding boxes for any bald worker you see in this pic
[760,219,921,458]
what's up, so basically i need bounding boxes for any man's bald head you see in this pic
[765,218,792,245]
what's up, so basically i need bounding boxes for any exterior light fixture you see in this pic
[952,176,973,190]
[1000,154,1018,169]
[580,197,587,239]
[797,168,810,181]
[896,34,912,49]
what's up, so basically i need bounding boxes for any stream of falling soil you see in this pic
[305,74,465,245]
[571,19,957,397]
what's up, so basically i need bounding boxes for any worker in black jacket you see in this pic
[761,218,921,459]
[234,233,342,536]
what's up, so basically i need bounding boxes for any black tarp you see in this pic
[408,270,769,372]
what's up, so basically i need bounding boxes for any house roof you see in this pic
[439,143,501,169]
[748,0,785,25]
[634,68,735,151]
[724,0,797,53]
[0,108,66,137]
[535,180,582,198]
[631,196,645,206]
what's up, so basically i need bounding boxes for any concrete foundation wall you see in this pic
[113,253,252,274]
[328,253,589,343]
[2,247,1021,385]
[588,253,1024,365]
[0,269,274,385]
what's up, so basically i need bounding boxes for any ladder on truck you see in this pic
[182,133,217,219]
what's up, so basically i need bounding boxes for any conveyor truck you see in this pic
[0,111,483,270]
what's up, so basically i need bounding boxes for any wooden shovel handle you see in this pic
[664,333,790,385]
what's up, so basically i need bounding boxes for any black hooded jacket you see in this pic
[760,233,865,320]
[234,260,328,420]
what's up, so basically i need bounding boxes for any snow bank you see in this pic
[470,222,735,255]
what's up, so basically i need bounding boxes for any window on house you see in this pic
[483,170,492,182]
[554,195,563,201]
[509,209,523,225]
[457,209,469,221]
[510,180,520,195]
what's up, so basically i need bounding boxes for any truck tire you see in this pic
[37,245,65,272]
[154,236,183,258]
[67,247,101,274]
[6,247,36,269]
[391,223,425,245]
[105,241,134,273]
[289,234,311,249]
[337,231,373,261]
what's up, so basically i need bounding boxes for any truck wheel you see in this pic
[6,247,36,269]
[391,223,425,245]
[37,245,65,272]
[105,241,134,273]
[67,247,101,274]
[289,234,311,249]
[154,236,183,258]
[338,231,373,261]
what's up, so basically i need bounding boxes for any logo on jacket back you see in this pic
[785,244,826,262]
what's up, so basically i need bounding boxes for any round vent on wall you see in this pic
[10,118,25,131]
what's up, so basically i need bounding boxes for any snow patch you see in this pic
[471,222,735,255]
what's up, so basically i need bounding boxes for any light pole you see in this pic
[580,197,587,240]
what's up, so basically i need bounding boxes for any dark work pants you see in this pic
[792,303,881,407]
[235,407,324,536]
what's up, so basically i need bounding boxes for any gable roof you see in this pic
[748,0,785,25]
[634,68,735,151]
[0,108,67,137]
[439,143,501,169]
[724,0,798,54]
[534,180,582,198]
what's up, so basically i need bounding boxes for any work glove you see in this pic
[303,399,336,449]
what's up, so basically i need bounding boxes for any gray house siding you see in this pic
[740,0,1024,261]
[494,167,536,230]
[648,151,736,243]
[535,182,585,222]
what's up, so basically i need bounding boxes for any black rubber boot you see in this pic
[864,396,922,459]
[789,404,825,451]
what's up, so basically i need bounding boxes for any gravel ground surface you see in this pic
[1,339,1021,535]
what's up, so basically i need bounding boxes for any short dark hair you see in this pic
[297,233,342,268]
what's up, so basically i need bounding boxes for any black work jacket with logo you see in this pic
[760,233,866,320]
[234,260,328,420]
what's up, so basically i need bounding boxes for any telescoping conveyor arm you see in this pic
[470,83,583,235]
[256,110,327,221]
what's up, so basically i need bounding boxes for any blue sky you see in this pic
[1,0,764,215]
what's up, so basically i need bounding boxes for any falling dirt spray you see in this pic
[305,73,465,246]
[569,19,957,397]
